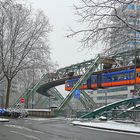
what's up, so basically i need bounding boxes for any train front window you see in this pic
[66,81,72,87]
[66,83,70,87]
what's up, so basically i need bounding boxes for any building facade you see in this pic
[86,2,140,107]
[109,2,140,62]
[87,85,135,107]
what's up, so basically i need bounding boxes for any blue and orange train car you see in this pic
[65,66,140,91]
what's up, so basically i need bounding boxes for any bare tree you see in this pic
[0,63,4,81]
[16,58,58,95]
[0,0,52,108]
[68,0,140,55]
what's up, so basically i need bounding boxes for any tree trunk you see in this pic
[5,80,11,108]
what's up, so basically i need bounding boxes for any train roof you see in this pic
[66,65,135,80]
[92,65,134,74]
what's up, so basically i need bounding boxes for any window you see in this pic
[137,72,140,77]
[112,75,118,81]
[102,74,112,82]
[124,73,129,79]
[102,75,107,82]
[97,94,127,100]
[128,4,135,10]
[91,75,97,83]
[108,86,127,92]
[130,72,134,79]
[118,74,124,80]
[136,5,140,10]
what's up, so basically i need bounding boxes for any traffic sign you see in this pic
[74,90,81,99]
[20,98,25,103]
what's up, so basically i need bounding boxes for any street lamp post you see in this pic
[32,61,35,109]
[48,95,51,118]
[104,90,108,118]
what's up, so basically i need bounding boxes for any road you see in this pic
[0,117,140,140]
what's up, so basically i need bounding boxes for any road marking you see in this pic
[10,131,40,140]
[5,124,44,134]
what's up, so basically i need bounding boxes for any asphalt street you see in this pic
[0,117,140,140]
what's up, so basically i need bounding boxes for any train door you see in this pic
[136,68,140,84]
[97,74,102,88]
[87,77,92,89]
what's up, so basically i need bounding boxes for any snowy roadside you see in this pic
[72,120,140,134]
[0,118,9,122]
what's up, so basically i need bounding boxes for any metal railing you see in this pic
[111,109,140,122]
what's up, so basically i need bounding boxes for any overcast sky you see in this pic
[27,0,100,68]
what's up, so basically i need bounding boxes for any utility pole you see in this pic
[105,90,108,118]
[32,62,35,109]
[133,15,137,95]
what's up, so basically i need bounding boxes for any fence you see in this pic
[111,109,140,121]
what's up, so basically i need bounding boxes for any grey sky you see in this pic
[28,0,99,68]
[26,0,102,95]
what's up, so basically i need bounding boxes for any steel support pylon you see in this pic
[57,55,103,111]
[81,91,98,109]
[13,74,49,107]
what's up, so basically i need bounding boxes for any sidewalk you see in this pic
[72,120,140,134]
[0,118,9,122]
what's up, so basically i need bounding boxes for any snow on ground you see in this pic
[0,118,9,122]
[72,120,140,133]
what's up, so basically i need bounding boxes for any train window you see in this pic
[112,75,118,81]
[93,78,97,83]
[103,77,106,82]
[130,72,134,79]
[137,72,140,77]
[91,76,97,83]
[102,75,107,82]
[124,73,128,79]
[118,74,124,80]
[107,76,112,82]
[102,75,112,82]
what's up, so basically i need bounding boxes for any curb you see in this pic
[72,123,140,135]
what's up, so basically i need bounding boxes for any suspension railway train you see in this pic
[65,66,140,91]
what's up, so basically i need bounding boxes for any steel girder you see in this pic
[81,97,140,119]
[57,55,103,111]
